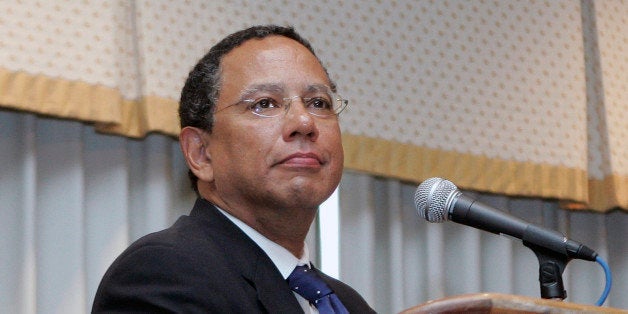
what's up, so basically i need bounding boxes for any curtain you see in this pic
[0,111,196,313]
[2,1,627,313]
[338,171,628,313]
[2,111,626,313]
[1,0,626,212]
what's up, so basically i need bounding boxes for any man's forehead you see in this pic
[219,37,307,73]
[240,83,331,95]
[227,35,306,58]
[218,36,331,93]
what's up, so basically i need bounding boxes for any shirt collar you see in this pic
[215,206,311,279]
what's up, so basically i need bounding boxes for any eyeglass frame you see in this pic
[214,87,349,118]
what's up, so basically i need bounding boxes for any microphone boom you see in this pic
[414,177,597,261]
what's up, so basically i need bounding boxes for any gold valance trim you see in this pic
[341,134,627,212]
[95,95,180,138]
[0,68,180,138]
[342,133,588,203]
[588,175,628,212]
[0,68,122,124]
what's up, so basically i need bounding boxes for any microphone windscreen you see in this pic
[414,177,458,223]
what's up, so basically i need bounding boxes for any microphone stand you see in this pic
[524,242,570,300]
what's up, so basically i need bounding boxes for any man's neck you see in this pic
[214,204,312,279]
[203,196,316,257]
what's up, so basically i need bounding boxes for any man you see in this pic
[92,25,375,313]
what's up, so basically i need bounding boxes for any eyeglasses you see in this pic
[216,93,349,118]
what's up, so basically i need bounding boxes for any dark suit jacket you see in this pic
[92,198,375,313]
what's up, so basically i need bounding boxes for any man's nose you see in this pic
[283,96,319,141]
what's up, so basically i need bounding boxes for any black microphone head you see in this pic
[414,177,459,223]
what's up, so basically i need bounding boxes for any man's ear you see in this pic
[179,126,213,182]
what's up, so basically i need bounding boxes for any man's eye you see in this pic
[249,98,282,114]
[307,98,333,111]
[253,98,275,109]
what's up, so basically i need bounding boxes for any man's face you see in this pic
[206,36,344,211]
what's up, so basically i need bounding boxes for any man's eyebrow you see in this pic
[305,84,334,94]
[238,83,333,99]
[239,84,285,99]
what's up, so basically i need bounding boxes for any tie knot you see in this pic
[287,265,333,302]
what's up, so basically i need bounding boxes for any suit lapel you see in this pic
[190,199,303,313]
[246,253,303,313]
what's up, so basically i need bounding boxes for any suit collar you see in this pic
[212,204,310,279]
[189,198,304,313]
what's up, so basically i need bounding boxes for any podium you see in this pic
[400,293,628,314]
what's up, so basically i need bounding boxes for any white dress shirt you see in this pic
[216,207,319,313]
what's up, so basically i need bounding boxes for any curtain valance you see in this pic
[1,0,626,211]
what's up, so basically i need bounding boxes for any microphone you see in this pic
[414,177,597,261]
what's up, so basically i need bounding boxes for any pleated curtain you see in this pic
[1,111,626,313]
[338,171,627,312]
[1,1,628,313]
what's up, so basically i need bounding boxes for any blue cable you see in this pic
[595,256,612,306]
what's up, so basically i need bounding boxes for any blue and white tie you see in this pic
[287,265,349,314]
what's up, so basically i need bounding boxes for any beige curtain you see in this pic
[1,0,627,211]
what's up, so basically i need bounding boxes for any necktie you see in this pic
[287,265,349,314]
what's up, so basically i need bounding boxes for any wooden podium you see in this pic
[400,293,627,314]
